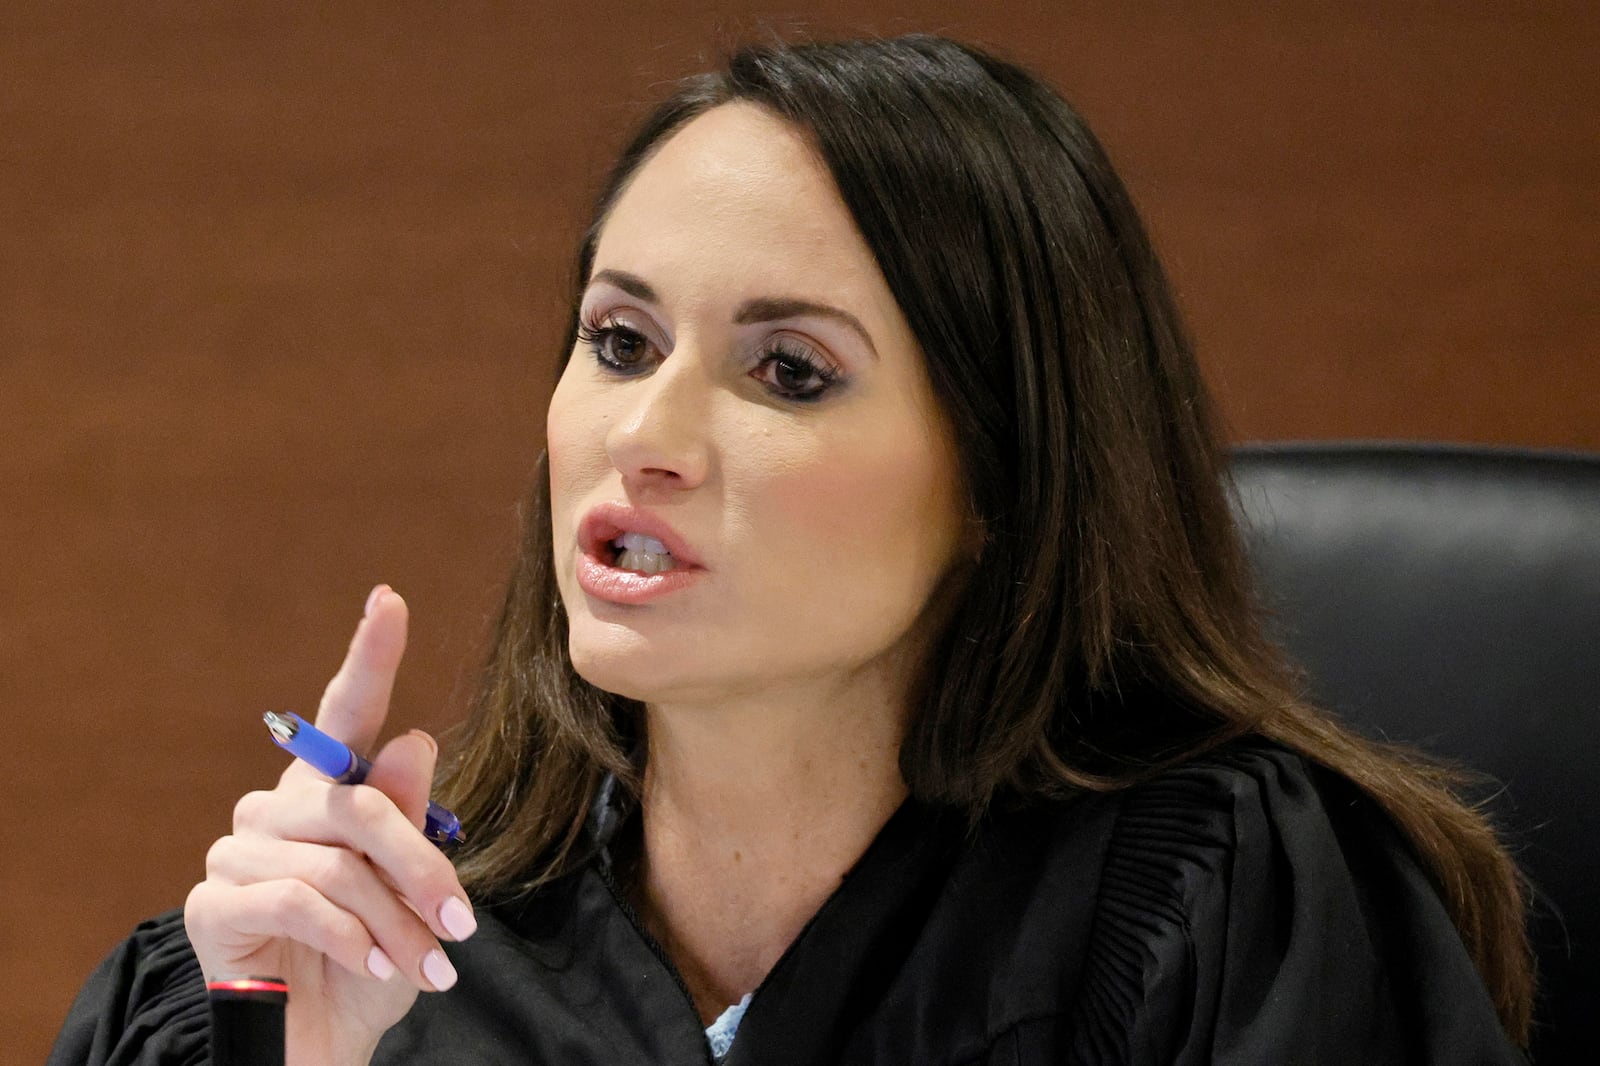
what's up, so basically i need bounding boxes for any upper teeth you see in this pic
[616,532,670,555]
[612,532,676,574]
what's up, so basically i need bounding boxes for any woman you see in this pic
[51,34,1532,1065]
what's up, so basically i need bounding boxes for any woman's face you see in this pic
[547,103,969,711]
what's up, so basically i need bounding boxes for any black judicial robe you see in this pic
[49,744,1526,1065]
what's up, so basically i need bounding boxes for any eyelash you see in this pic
[575,317,843,403]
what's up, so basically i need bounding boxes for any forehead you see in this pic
[590,103,892,312]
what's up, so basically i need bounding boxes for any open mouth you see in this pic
[579,505,703,580]
[575,511,704,605]
[608,531,677,575]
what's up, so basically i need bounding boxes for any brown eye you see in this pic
[577,320,656,374]
[603,328,651,368]
[772,355,822,393]
[752,341,840,402]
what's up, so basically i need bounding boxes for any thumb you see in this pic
[313,584,409,754]
[365,729,439,832]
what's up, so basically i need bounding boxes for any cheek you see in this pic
[546,381,616,634]
[545,375,612,519]
[762,427,962,593]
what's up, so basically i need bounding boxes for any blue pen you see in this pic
[262,711,464,848]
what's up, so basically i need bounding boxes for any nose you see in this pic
[604,347,712,491]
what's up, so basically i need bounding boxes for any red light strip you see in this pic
[206,978,289,994]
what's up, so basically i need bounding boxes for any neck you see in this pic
[629,682,910,1023]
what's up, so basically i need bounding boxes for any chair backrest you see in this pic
[1230,441,1600,1064]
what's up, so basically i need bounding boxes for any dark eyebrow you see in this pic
[734,297,879,361]
[589,268,657,303]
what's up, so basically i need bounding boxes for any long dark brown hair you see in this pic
[436,34,1533,1043]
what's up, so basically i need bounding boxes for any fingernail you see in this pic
[439,896,477,941]
[408,729,439,758]
[422,948,458,991]
[364,584,390,617]
[366,946,397,981]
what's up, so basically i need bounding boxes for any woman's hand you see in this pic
[184,587,476,1066]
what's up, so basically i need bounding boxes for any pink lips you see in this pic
[575,503,706,605]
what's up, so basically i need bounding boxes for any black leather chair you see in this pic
[1230,441,1600,1064]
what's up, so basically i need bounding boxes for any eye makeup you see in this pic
[576,307,848,404]
[749,335,841,402]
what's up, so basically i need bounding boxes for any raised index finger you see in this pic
[312,585,409,754]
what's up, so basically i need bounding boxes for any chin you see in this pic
[565,619,688,703]
[568,656,655,703]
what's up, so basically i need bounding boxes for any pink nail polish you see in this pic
[366,946,397,980]
[439,896,478,941]
[422,949,458,992]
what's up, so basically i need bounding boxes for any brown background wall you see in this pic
[4,2,1595,1058]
